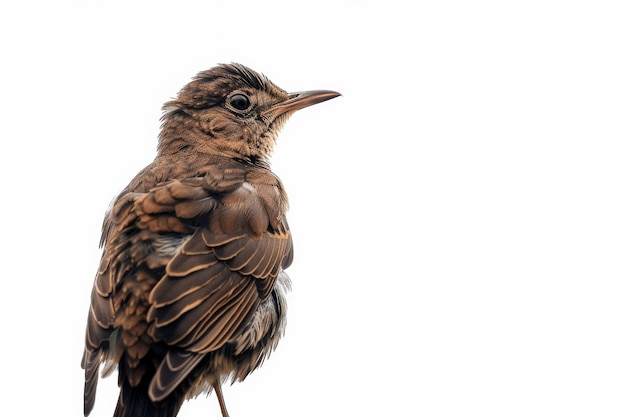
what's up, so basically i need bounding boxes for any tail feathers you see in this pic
[114,379,184,417]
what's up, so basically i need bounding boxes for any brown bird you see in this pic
[82,63,340,417]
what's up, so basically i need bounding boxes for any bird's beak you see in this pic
[262,90,341,119]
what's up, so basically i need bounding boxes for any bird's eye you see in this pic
[229,94,251,111]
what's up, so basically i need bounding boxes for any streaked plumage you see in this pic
[82,63,339,417]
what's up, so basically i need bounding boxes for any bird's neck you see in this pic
[158,114,271,167]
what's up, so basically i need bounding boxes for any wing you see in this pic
[83,161,292,406]
[84,188,176,415]
[136,167,292,399]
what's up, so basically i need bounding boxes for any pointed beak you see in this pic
[261,90,341,119]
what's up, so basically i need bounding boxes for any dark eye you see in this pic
[229,94,251,111]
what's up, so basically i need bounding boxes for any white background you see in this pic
[1,1,625,416]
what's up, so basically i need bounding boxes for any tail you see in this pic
[114,378,185,417]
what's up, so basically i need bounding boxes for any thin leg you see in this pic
[213,382,230,417]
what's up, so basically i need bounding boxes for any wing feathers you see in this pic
[166,251,217,277]
[149,350,205,402]
[149,266,230,326]
[86,162,293,409]
[151,272,256,350]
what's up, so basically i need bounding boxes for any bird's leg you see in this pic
[213,382,230,417]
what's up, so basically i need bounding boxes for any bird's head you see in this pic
[158,63,340,164]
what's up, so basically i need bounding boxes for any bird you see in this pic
[82,63,340,417]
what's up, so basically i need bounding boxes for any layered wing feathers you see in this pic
[84,163,292,406]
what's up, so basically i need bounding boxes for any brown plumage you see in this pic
[82,63,340,417]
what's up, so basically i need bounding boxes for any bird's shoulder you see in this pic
[104,155,288,239]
